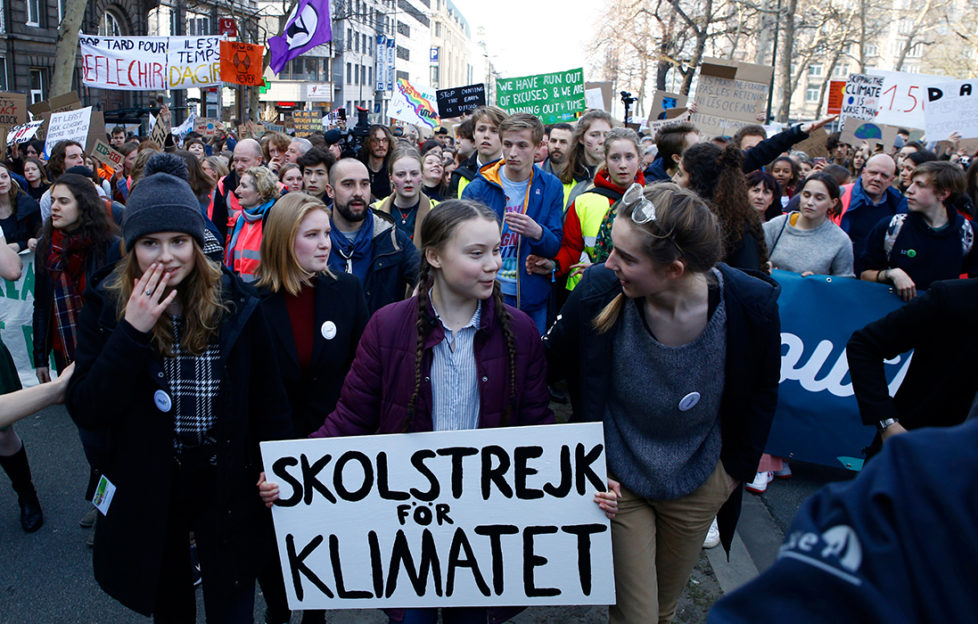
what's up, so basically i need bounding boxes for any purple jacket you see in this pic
[311,294,554,438]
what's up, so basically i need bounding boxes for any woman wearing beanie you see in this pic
[24,173,120,534]
[65,154,293,622]
[226,166,280,282]
[252,193,368,624]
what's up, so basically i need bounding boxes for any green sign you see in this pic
[496,68,586,124]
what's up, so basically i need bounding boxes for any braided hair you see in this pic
[405,199,518,430]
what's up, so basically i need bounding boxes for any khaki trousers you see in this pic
[609,460,732,624]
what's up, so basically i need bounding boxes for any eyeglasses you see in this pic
[622,183,680,248]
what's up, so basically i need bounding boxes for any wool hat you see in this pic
[323,129,342,145]
[122,152,205,251]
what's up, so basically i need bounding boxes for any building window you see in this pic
[805,86,820,103]
[99,11,123,36]
[29,68,44,104]
[0,57,7,91]
[865,44,878,57]
[396,46,410,61]
[833,64,849,77]
[906,43,922,58]
[355,64,359,84]
[187,15,209,35]
[808,64,823,77]
[346,62,352,84]
[435,22,441,37]
[396,70,409,81]
[397,21,410,37]
[26,0,40,26]
[347,100,352,113]
[363,34,368,56]
[362,64,367,85]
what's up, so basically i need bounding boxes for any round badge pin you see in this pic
[321,321,337,340]
[678,392,700,412]
[154,389,172,413]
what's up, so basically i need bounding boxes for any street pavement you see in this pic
[0,404,856,623]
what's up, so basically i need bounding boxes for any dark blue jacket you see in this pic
[0,191,41,252]
[462,161,564,310]
[708,420,978,624]
[544,263,781,553]
[644,156,671,182]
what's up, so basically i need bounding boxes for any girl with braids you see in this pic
[545,183,780,624]
[66,157,292,620]
[259,199,556,624]
[675,143,770,272]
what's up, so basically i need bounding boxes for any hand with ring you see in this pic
[124,262,178,333]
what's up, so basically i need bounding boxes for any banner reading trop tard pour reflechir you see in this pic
[260,423,615,610]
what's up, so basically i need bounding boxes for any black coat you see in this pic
[259,272,369,437]
[544,263,781,553]
[0,191,41,251]
[32,235,121,368]
[66,267,293,616]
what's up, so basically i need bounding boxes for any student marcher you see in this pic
[558,109,614,208]
[463,113,564,334]
[540,122,573,177]
[208,138,264,243]
[449,106,506,199]
[361,125,395,200]
[296,147,335,202]
[225,166,280,282]
[66,162,293,622]
[372,147,438,247]
[258,199,560,624]
[859,161,977,301]
[0,162,42,252]
[254,192,368,624]
[545,183,780,624]
[0,236,44,532]
[325,158,419,315]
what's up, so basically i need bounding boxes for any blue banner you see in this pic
[767,271,911,471]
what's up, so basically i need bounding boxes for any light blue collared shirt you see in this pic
[430,299,482,432]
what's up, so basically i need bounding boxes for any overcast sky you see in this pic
[449,0,602,78]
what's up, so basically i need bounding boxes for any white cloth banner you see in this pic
[79,35,222,91]
[0,251,39,387]
[260,423,615,610]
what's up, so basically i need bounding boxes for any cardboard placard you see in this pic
[869,69,949,130]
[496,68,586,124]
[841,73,884,123]
[194,117,220,138]
[925,80,978,141]
[292,110,323,136]
[220,40,265,87]
[91,138,125,169]
[648,91,688,121]
[839,120,899,150]
[29,93,82,143]
[791,129,832,159]
[0,92,28,159]
[435,83,486,119]
[5,120,44,146]
[260,423,614,610]
[43,107,104,157]
[584,81,614,113]
[694,58,772,123]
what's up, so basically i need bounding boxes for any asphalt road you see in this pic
[0,403,854,623]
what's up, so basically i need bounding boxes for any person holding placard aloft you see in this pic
[545,183,780,624]
[259,199,617,624]
[66,155,293,622]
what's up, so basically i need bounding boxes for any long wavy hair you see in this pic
[682,143,769,269]
[406,199,517,429]
[108,242,226,356]
[559,109,614,185]
[38,174,118,261]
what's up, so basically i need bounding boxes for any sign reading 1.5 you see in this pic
[881,83,924,114]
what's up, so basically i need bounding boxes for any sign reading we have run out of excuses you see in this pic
[79,35,222,90]
[260,423,614,610]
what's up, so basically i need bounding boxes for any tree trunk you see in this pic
[776,0,798,122]
[50,0,88,97]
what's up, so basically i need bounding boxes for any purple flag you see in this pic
[268,0,333,75]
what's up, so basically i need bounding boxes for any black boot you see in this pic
[0,443,44,532]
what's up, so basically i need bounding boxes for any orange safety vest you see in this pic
[226,219,263,280]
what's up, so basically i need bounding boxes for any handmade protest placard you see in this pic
[840,121,899,151]
[260,423,614,610]
[841,73,884,127]
[29,93,81,143]
[0,92,27,159]
[435,83,485,118]
[825,80,846,116]
[43,107,93,158]
[691,59,772,138]
[79,35,221,90]
[648,91,687,121]
[390,79,440,129]
[584,81,614,113]
[194,117,220,138]
[869,69,948,130]
[925,80,978,141]
[496,68,586,124]
[5,121,44,145]
[220,41,265,86]
[292,110,323,136]
[91,138,125,170]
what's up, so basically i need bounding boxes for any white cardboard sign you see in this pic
[869,69,948,130]
[43,107,93,159]
[260,423,614,610]
[925,80,978,141]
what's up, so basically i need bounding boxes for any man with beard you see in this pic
[359,125,395,200]
[325,159,419,315]
[541,123,573,177]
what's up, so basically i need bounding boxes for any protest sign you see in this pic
[0,252,40,387]
[292,110,323,136]
[496,68,585,124]
[220,41,265,86]
[91,138,125,170]
[840,120,899,150]
[825,80,846,115]
[584,81,614,113]
[5,121,44,146]
[261,423,615,610]
[0,92,27,159]
[767,271,910,471]
[840,73,884,135]
[194,117,220,138]
[691,59,772,138]
[435,83,485,118]
[29,93,81,143]
[791,128,832,159]
[584,88,603,110]
[43,107,94,158]
[390,79,440,129]
[79,35,221,91]
[647,91,687,121]
[925,80,978,141]
[868,69,948,130]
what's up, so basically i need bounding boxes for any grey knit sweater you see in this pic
[763,212,855,277]
[603,283,726,500]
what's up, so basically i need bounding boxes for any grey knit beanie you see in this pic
[122,152,205,251]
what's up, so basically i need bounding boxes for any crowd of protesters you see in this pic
[1,99,976,624]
